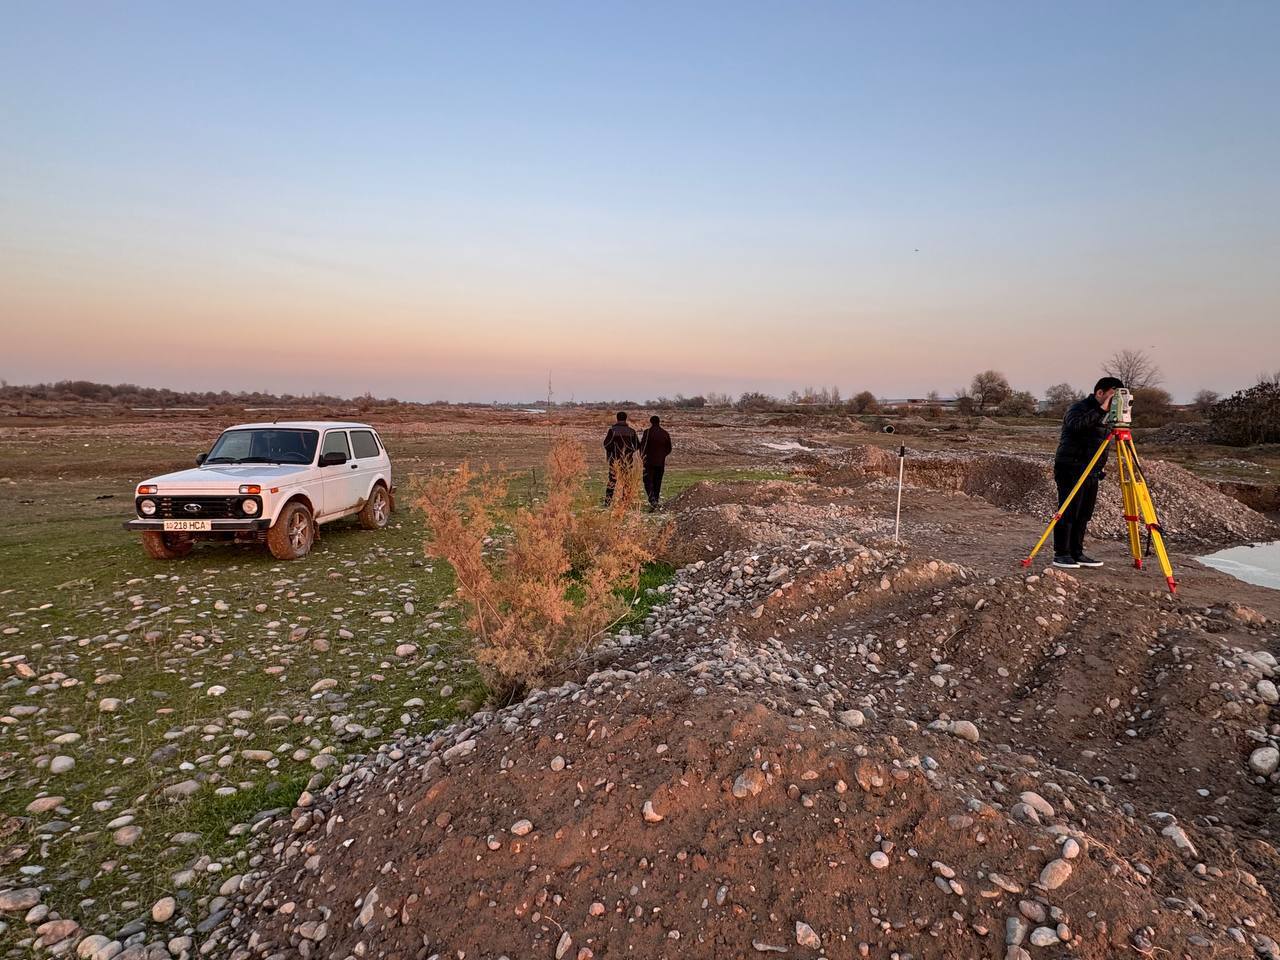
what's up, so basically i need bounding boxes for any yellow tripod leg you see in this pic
[1116,440,1143,568]
[1023,433,1112,567]
[1121,434,1178,594]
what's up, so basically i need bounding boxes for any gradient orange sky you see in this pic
[3,3,1277,402]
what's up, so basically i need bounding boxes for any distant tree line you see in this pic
[641,351,1239,428]
[9,352,1266,436]
[0,380,405,409]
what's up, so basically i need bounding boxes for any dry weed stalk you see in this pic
[417,438,662,700]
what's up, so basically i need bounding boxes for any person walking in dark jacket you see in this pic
[639,415,672,509]
[602,411,639,505]
[1052,376,1123,568]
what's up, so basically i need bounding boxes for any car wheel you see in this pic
[267,501,314,560]
[141,531,194,560]
[359,484,391,530]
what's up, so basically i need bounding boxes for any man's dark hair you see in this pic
[650,415,660,425]
[616,411,627,422]
[1094,376,1124,394]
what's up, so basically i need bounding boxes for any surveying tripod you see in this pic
[1022,427,1178,594]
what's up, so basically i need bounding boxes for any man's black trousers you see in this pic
[1053,461,1099,559]
[643,463,665,506]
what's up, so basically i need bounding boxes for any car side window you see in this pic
[350,430,380,460]
[321,430,351,459]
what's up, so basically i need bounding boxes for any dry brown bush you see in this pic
[417,438,664,700]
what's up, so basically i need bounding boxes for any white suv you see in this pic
[124,421,394,560]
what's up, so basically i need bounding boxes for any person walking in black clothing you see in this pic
[602,411,639,505]
[639,415,672,510]
[1052,376,1123,569]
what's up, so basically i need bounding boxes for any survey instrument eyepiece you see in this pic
[1106,388,1134,427]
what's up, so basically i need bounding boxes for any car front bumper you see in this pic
[123,519,272,532]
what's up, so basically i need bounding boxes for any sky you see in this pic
[2,1,1277,403]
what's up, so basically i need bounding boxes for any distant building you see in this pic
[879,397,960,411]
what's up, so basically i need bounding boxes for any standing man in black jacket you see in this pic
[639,415,673,510]
[1052,376,1123,569]
[602,411,639,506]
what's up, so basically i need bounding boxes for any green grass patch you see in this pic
[617,561,677,628]
[184,773,313,844]
[0,445,789,944]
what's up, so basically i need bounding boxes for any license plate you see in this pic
[162,520,211,532]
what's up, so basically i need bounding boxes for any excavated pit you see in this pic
[799,444,1278,548]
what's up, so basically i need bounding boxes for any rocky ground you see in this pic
[3,425,1279,960]
[96,457,1280,959]
[0,417,770,959]
[0,526,484,958]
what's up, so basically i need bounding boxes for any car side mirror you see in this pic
[319,451,348,467]
[196,452,208,466]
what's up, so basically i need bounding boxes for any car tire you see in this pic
[358,483,391,530]
[267,501,314,560]
[141,531,194,560]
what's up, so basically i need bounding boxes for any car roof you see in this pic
[226,421,377,431]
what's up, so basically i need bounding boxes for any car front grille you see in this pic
[150,496,241,520]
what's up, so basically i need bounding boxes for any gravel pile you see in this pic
[190,514,1278,960]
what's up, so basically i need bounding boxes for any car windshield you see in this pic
[205,429,319,465]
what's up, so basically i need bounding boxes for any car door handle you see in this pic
[350,464,358,470]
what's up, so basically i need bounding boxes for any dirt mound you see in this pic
[764,412,869,432]
[235,678,1267,960]
[661,480,875,565]
[666,479,806,513]
[794,445,900,485]
[806,445,1277,548]
[228,606,1279,960]
[192,476,1280,960]
[211,530,1280,960]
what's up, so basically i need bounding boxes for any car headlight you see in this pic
[239,484,261,495]
[140,499,157,516]
[241,498,259,515]
[137,485,158,495]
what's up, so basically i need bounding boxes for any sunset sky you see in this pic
[2,2,1277,402]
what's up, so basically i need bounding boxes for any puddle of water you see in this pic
[1198,541,1280,590]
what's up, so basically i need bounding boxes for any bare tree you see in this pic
[1102,349,1162,389]
[1191,389,1219,415]
[969,370,1011,412]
